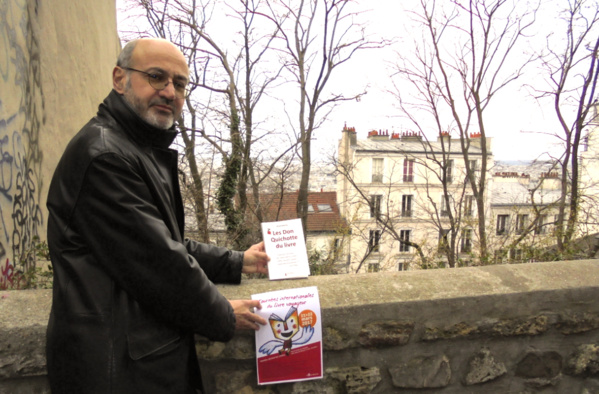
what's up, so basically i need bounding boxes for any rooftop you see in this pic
[259,191,347,233]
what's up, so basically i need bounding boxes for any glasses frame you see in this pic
[123,67,189,99]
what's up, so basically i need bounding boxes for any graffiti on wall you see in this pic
[0,0,45,289]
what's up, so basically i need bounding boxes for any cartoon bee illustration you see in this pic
[259,306,314,356]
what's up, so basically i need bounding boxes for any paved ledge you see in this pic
[2,260,596,326]
[219,259,599,307]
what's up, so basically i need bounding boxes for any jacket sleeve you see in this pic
[183,239,243,284]
[70,152,235,341]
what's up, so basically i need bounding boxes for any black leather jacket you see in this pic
[46,90,242,393]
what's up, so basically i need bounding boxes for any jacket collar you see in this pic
[99,89,178,149]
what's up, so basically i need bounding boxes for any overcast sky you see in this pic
[117,0,594,163]
[312,0,574,163]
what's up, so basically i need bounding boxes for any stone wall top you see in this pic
[1,260,597,331]
[218,260,599,308]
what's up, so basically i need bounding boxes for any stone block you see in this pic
[389,355,451,388]
[213,369,257,393]
[464,348,507,385]
[515,350,562,379]
[322,326,355,351]
[0,326,47,379]
[422,315,548,341]
[556,312,599,335]
[291,366,381,394]
[197,334,255,360]
[565,344,599,377]
[358,321,413,348]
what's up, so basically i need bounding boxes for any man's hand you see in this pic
[242,242,269,275]
[229,300,267,331]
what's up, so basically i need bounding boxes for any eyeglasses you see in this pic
[123,67,189,99]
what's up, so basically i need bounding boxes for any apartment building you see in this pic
[336,125,493,272]
[489,167,561,263]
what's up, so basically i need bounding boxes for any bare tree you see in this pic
[256,0,385,237]
[534,0,599,254]
[126,0,296,248]
[390,0,537,262]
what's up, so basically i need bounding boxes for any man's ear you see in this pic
[113,67,127,94]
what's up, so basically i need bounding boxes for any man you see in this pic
[46,38,268,393]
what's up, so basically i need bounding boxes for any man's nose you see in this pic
[159,80,177,100]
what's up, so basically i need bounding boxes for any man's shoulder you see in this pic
[68,116,137,160]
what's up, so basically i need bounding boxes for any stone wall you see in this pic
[1,260,599,393]
[0,0,119,289]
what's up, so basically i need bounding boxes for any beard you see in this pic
[123,81,176,130]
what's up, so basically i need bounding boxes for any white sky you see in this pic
[116,0,593,163]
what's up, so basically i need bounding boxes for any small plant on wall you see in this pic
[0,236,52,290]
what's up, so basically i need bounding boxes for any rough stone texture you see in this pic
[389,355,451,388]
[565,344,599,377]
[516,351,562,379]
[357,320,413,348]
[423,315,549,341]
[4,261,599,393]
[197,333,255,360]
[214,369,256,393]
[556,312,599,335]
[522,375,562,389]
[322,326,354,351]
[0,326,47,379]
[464,348,507,385]
[288,367,381,394]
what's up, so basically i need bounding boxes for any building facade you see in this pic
[336,126,493,272]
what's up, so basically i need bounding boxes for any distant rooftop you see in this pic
[259,191,347,233]
[348,128,488,156]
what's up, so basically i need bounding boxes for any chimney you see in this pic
[401,131,422,141]
[469,132,483,149]
[367,129,390,141]
[342,123,357,146]
[341,124,357,146]
[469,132,493,153]
[438,131,451,145]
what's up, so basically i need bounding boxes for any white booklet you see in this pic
[261,218,310,280]
[252,286,323,385]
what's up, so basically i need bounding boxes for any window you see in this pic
[496,214,509,235]
[464,195,474,217]
[372,158,384,183]
[461,228,472,253]
[494,249,506,264]
[317,204,332,212]
[509,248,523,262]
[399,230,411,252]
[401,195,413,217]
[440,194,452,217]
[438,229,450,252]
[446,159,454,183]
[403,158,414,182]
[369,230,381,252]
[535,214,547,235]
[368,263,380,273]
[515,214,529,235]
[468,159,478,172]
[307,204,315,213]
[334,238,342,250]
[370,195,382,218]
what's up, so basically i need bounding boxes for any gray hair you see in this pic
[116,39,139,68]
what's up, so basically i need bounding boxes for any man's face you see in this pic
[114,40,189,130]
